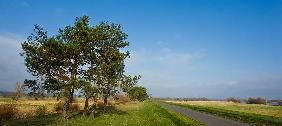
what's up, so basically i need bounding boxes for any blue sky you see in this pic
[0,0,282,99]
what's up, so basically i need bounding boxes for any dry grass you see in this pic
[0,97,119,119]
[0,103,18,120]
[0,97,85,119]
[166,100,282,118]
[0,97,58,118]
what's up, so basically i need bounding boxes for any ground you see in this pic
[165,100,282,118]
[2,97,282,126]
[0,97,202,126]
[165,100,282,126]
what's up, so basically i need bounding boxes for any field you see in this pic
[0,97,85,119]
[0,97,202,126]
[165,100,282,126]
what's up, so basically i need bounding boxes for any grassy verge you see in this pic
[166,109,203,126]
[165,101,282,126]
[1,101,203,126]
[164,100,282,118]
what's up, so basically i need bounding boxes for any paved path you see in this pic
[159,102,250,126]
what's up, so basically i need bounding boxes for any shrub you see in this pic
[0,104,18,120]
[97,100,105,109]
[226,97,241,103]
[247,97,266,104]
[116,94,129,104]
[35,105,47,117]
[71,103,80,112]
[54,101,64,113]
[108,100,115,106]
[55,101,81,113]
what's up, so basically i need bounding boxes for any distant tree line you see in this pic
[20,16,148,119]
[156,97,268,105]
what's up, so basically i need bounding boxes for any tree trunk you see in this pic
[83,97,89,116]
[70,87,74,103]
[89,102,96,117]
[103,96,108,112]
[63,97,71,119]
[62,89,73,119]
[104,97,108,105]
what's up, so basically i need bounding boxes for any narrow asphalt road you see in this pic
[159,102,250,126]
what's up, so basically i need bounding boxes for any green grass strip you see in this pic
[165,102,282,126]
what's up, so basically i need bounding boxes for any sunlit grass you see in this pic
[56,101,203,126]
[1,99,203,126]
[165,100,282,126]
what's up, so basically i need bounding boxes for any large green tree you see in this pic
[21,16,132,118]
[93,22,129,105]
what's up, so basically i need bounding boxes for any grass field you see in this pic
[165,100,282,126]
[0,98,203,126]
[0,97,85,119]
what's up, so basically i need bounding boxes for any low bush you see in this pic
[71,103,80,112]
[247,97,266,104]
[54,101,80,113]
[0,103,18,120]
[108,100,115,106]
[35,105,47,117]
[226,97,241,103]
[97,100,105,109]
[116,94,129,104]
[54,101,64,113]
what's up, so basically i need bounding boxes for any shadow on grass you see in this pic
[0,114,61,126]
[1,106,128,126]
[71,106,128,118]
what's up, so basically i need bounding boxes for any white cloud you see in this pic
[125,47,206,95]
[126,47,205,69]
[125,47,282,99]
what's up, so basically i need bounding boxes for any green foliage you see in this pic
[128,86,149,101]
[24,79,45,100]
[21,15,140,117]
[166,102,282,126]
[121,75,141,92]
[35,105,47,117]
[247,97,266,104]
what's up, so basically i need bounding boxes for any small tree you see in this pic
[128,86,149,101]
[12,82,25,101]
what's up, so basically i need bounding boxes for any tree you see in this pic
[12,82,25,101]
[121,75,141,93]
[128,86,149,101]
[21,18,89,118]
[23,79,44,100]
[94,22,129,106]
[21,16,132,118]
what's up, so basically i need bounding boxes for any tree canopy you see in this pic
[21,16,146,118]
